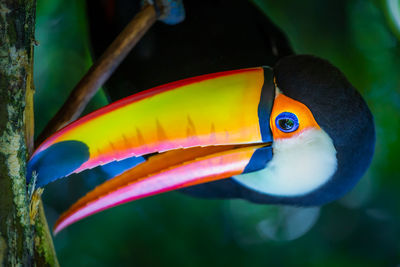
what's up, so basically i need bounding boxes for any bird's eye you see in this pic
[275,112,299,133]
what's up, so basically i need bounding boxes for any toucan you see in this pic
[27,54,375,234]
[29,0,375,233]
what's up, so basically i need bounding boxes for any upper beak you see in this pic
[27,67,275,233]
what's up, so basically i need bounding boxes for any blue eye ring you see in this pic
[275,112,299,133]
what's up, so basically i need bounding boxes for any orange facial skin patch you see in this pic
[270,91,320,140]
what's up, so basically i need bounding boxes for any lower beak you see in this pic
[28,67,275,233]
[54,143,272,233]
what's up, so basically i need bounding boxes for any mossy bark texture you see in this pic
[0,0,58,266]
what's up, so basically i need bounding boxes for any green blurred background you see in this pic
[34,0,400,266]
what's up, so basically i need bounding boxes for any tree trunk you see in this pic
[0,0,58,265]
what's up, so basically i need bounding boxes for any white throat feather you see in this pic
[233,128,337,197]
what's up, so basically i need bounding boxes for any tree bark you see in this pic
[0,0,58,265]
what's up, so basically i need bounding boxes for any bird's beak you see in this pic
[27,67,275,233]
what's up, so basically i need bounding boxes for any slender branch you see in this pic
[32,198,59,266]
[36,4,157,145]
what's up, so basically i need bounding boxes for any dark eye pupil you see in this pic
[278,119,294,130]
[275,112,299,133]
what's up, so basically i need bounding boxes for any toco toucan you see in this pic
[27,55,375,233]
